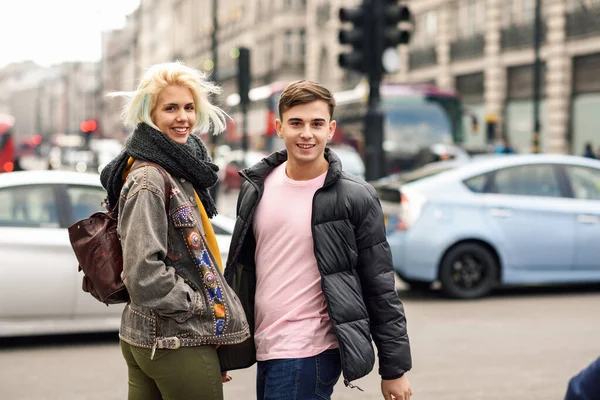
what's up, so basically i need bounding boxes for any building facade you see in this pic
[0,61,101,143]
[101,0,364,140]
[102,0,599,155]
[101,8,141,139]
[401,0,600,155]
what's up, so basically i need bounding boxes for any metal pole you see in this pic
[364,0,385,181]
[532,0,542,153]
[210,0,219,200]
[211,0,218,84]
[242,102,249,153]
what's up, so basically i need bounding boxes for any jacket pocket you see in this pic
[120,303,157,347]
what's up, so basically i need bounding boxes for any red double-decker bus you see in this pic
[0,114,15,173]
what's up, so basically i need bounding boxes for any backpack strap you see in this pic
[129,161,172,213]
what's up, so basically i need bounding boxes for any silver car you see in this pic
[0,170,234,337]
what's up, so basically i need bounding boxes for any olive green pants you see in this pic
[120,340,223,400]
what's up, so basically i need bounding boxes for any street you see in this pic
[1,189,599,400]
[1,284,599,400]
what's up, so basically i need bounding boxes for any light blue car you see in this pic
[376,154,600,299]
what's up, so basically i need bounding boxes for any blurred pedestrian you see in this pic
[564,357,600,400]
[495,135,515,154]
[12,155,23,171]
[100,61,249,400]
[219,80,413,400]
[583,142,596,159]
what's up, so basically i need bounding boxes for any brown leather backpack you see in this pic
[68,162,171,305]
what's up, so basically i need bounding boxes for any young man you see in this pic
[219,80,412,399]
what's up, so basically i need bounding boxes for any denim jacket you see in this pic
[117,162,250,354]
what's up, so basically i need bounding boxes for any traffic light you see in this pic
[80,119,97,148]
[337,5,370,73]
[377,0,412,74]
[382,0,411,48]
[80,120,97,134]
[338,1,411,76]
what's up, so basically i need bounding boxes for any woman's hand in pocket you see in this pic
[221,371,232,383]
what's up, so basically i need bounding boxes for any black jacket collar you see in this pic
[241,147,343,189]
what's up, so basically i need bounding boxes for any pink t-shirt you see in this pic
[253,162,338,361]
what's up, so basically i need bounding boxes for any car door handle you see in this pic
[489,208,513,218]
[577,215,600,224]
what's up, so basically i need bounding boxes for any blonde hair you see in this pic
[108,61,228,135]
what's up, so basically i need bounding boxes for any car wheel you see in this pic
[439,243,498,299]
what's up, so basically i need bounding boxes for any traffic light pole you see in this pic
[364,0,385,181]
[241,101,249,153]
[365,81,385,181]
[211,0,219,146]
[210,0,219,201]
[532,0,542,153]
[238,48,251,154]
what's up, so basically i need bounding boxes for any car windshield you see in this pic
[383,99,453,154]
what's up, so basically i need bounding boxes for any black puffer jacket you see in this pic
[218,148,411,384]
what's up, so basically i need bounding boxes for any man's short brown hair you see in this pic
[278,80,336,120]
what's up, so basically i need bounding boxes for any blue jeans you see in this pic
[565,356,600,400]
[256,349,342,400]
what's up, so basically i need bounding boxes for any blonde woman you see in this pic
[101,62,249,400]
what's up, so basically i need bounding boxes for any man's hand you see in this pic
[381,375,412,400]
[221,371,232,383]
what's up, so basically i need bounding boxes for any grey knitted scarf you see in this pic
[100,123,219,217]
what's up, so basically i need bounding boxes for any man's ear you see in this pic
[328,120,337,141]
[275,119,283,138]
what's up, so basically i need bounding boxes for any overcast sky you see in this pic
[0,0,140,68]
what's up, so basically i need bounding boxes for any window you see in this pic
[423,11,438,39]
[284,30,293,58]
[521,0,535,22]
[66,186,107,224]
[502,0,518,26]
[492,165,561,197]
[456,0,485,38]
[413,10,437,48]
[464,174,489,193]
[299,29,306,58]
[0,185,59,228]
[564,166,600,200]
[569,0,600,10]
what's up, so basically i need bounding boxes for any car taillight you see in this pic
[397,190,426,231]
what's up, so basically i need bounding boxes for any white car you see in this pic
[0,170,235,337]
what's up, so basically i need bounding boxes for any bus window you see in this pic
[383,102,453,155]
